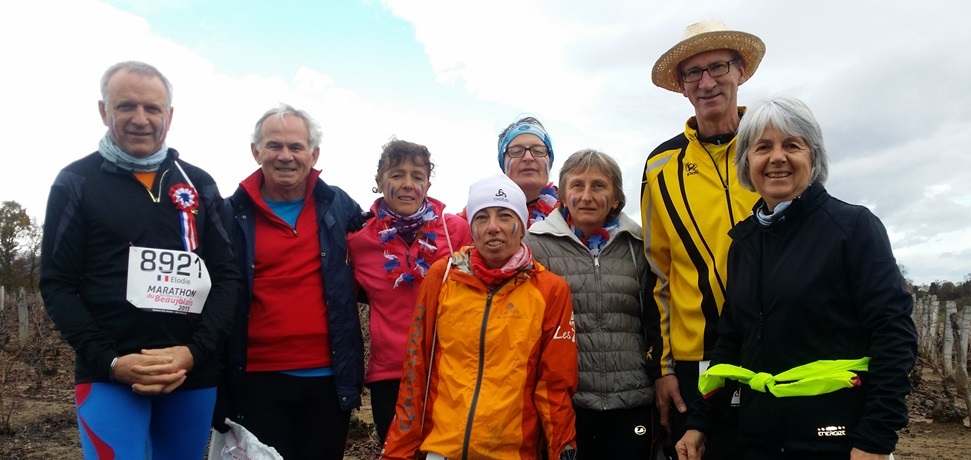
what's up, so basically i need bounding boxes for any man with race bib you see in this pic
[40,61,241,459]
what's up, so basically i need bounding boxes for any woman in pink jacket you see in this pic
[348,138,472,444]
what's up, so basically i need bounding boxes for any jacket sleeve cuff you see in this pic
[187,343,202,370]
[849,429,897,456]
[647,361,663,380]
[684,419,712,436]
[101,352,118,380]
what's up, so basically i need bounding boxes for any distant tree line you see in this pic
[926,274,971,308]
[0,200,41,291]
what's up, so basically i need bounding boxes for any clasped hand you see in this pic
[111,346,194,395]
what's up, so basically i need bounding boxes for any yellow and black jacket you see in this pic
[640,111,759,378]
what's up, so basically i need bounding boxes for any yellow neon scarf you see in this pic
[699,358,870,398]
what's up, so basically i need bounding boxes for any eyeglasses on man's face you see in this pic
[505,145,549,158]
[680,59,737,83]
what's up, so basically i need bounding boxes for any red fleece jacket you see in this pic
[241,172,331,371]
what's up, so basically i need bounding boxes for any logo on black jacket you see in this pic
[817,425,846,437]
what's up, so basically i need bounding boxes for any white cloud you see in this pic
[0,0,500,220]
[381,0,971,284]
[2,0,968,285]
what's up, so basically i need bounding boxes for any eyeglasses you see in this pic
[505,145,549,158]
[680,60,737,83]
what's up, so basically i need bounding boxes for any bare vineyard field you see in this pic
[0,299,968,459]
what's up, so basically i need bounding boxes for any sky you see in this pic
[1,0,968,285]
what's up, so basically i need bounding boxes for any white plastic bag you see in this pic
[207,418,284,460]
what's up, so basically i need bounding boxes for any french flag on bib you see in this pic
[169,183,200,251]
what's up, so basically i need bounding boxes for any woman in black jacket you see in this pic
[676,97,917,460]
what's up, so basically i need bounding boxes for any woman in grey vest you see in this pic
[525,149,659,458]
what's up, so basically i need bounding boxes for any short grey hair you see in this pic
[100,61,173,108]
[251,104,322,151]
[557,149,626,222]
[735,96,829,191]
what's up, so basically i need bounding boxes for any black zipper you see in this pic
[461,276,517,459]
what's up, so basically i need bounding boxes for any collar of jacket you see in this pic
[731,181,828,238]
[231,168,334,210]
[684,107,748,143]
[99,148,177,175]
[449,246,544,291]
[528,206,642,244]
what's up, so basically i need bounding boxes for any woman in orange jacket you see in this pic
[382,174,579,460]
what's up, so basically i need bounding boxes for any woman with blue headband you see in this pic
[497,116,558,227]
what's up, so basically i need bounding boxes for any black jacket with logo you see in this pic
[686,183,916,455]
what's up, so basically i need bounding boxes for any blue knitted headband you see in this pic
[497,121,554,172]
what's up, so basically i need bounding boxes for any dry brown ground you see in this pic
[1,361,968,459]
[892,361,971,460]
[0,360,383,459]
[0,307,966,460]
[0,303,384,460]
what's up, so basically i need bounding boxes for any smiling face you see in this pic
[377,156,430,215]
[679,49,747,134]
[562,167,619,235]
[747,124,813,211]
[99,70,173,158]
[251,114,319,200]
[471,207,524,269]
[503,133,550,200]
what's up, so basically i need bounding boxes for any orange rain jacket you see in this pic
[382,248,578,460]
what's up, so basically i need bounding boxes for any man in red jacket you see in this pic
[219,104,366,460]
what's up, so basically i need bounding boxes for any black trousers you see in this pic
[664,361,743,460]
[241,372,351,460]
[367,378,401,445]
[575,404,660,458]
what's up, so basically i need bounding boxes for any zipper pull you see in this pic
[756,312,764,340]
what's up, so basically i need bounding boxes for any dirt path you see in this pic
[0,359,967,459]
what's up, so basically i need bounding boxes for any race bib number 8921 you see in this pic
[126,246,212,315]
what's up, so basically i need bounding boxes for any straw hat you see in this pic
[652,19,765,93]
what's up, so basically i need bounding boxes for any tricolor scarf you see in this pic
[377,199,429,245]
[563,208,619,257]
[98,133,168,172]
[469,243,533,289]
[376,199,440,288]
[528,183,558,226]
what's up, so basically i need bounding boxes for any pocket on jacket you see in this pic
[776,388,862,451]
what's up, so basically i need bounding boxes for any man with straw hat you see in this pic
[640,19,764,459]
